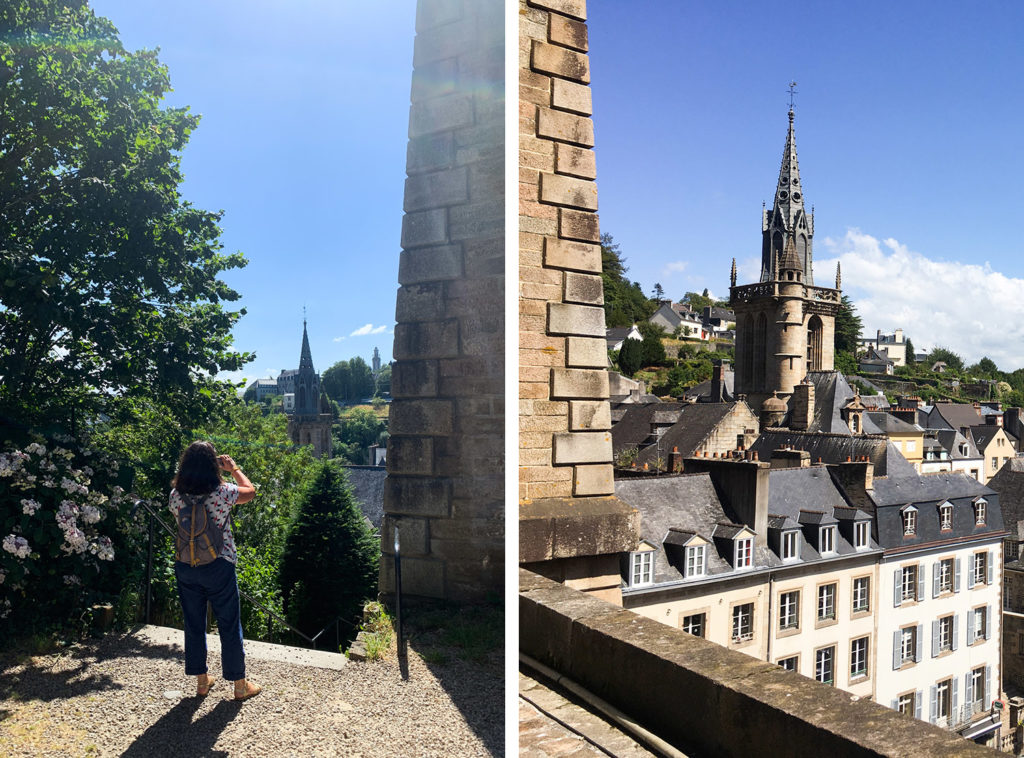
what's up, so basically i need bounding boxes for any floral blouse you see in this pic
[168,482,239,564]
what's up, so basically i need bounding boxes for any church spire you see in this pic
[299,318,314,372]
[760,106,814,285]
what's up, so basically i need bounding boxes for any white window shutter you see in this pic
[915,624,923,662]
[952,614,960,651]
[894,568,902,607]
[988,551,994,585]
[915,691,923,721]
[916,564,925,601]
[965,673,973,710]
[968,557,976,589]
[955,558,961,592]
[967,612,976,645]
[892,630,901,670]
[932,562,940,598]
[985,605,991,640]
[931,620,939,658]
[929,685,937,724]
[985,665,991,706]
[952,677,958,714]
[891,698,898,711]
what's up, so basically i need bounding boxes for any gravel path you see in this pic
[0,626,503,757]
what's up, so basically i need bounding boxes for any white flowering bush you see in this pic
[0,436,128,623]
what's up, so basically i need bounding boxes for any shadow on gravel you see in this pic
[121,697,240,758]
[405,603,504,757]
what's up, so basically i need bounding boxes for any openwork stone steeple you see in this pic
[761,109,814,285]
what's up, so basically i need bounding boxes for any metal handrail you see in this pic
[132,498,353,650]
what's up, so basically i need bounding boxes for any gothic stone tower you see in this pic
[731,109,841,412]
[286,320,333,457]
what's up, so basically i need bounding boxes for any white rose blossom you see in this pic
[2,535,31,559]
[21,499,41,516]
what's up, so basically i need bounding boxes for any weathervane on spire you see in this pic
[303,304,307,326]
[787,80,798,111]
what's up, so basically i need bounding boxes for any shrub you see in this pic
[0,436,133,629]
[278,461,378,645]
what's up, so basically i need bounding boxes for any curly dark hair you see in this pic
[172,441,222,496]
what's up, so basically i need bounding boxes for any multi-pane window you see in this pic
[937,615,954,653]
[850,637,868,679]
[897,692,915,715]
[854,521,869,549]
[779,590,799,630]
[973,607,987,641]
[735,538,752,569]
[852,576,870,613]
[971,667,985,712]
[901,565,918,601]
[938,558,953,594]
[1007,539,1020,562]
[732,603,753,643]
[817,583,836,621]
[973,552,988,586]
[778,656,798,672]
[815,646,835,686]
[939,503,952,531]
[782,530,798,560]
[903,509,917,536]
[936,678,952,724]
[681,612,705,638]
[900,626,917,665]
[976,499,987,525]
[685,545,705,578]
[630,551,653,586]
[992,457,998,472]
[819,526,835,555]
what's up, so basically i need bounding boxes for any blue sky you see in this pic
[90,0,417,386]
[588,1,1024,368]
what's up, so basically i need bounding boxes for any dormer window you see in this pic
[854,521,869,550]
[974,498,987,526]
[939,502,953,531]
[819,526,836,555]
[684,545,706,578]
[630,551,653,587]
[735,537,753,570]
[902,506,918,536]
[782,530,799,561]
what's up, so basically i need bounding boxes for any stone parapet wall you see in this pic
[520,569,999,757]
[382,0,504,602]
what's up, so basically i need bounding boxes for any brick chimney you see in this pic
[830,458,875,511]
[668,446,683,473]
[771,448,811,469]
[710,359,726,403]
[685,456,770,545]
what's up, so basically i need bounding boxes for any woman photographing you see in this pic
[169,440,262,700]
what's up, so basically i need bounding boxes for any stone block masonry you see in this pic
[519,0,638,602]
[382,0,504,603]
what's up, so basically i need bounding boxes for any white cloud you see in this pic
[350,323,389,337]
[818,229,1024,368]
[333,336,346,342]
[662,261,688,277]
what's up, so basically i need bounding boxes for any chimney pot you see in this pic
[846,456,852,462]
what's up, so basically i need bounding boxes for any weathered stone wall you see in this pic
[519,0,639,602]
[1005,567,1024,690]
[381,0,504,602]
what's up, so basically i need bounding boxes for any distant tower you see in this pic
[732,107,841,412]
[372,346,381,375]
[286,319,333,457]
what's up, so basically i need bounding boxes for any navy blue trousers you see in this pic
[174,558,245,681]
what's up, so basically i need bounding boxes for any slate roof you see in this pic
[683,369,735,403]
[611,402,687,456]
[869,471,1003,551]
[864,411,919,436]
[633,404,743,467]
[988,458,1024,541]
[803,371,853,434]
[927,402,983,432]
[615,474,768,583]
[859,347,894,366]
[650,303,682,329]
[934,429,981,460]
[860,393,891,411]
[341,465,386,529]
[969,425,1006,452]
[750,430,917,478]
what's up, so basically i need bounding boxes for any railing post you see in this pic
[145,508,154,625]
[394,523,403,654]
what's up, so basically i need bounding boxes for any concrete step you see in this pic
[133,624,347,671]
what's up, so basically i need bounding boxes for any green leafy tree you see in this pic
[970,356,999,378]
[834,295,863,355]
[333,407,388,464]
[638,321,667,367]
[928,347,964,373]
[683,291,713,313]
[652,282,665,301]
[600,234,656,327]
[349,356,375,400]
[278,462,379,645]
[617,337,643,377]
[322,361,352,404]
[0,1,251,431]
[904,338,916,366]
